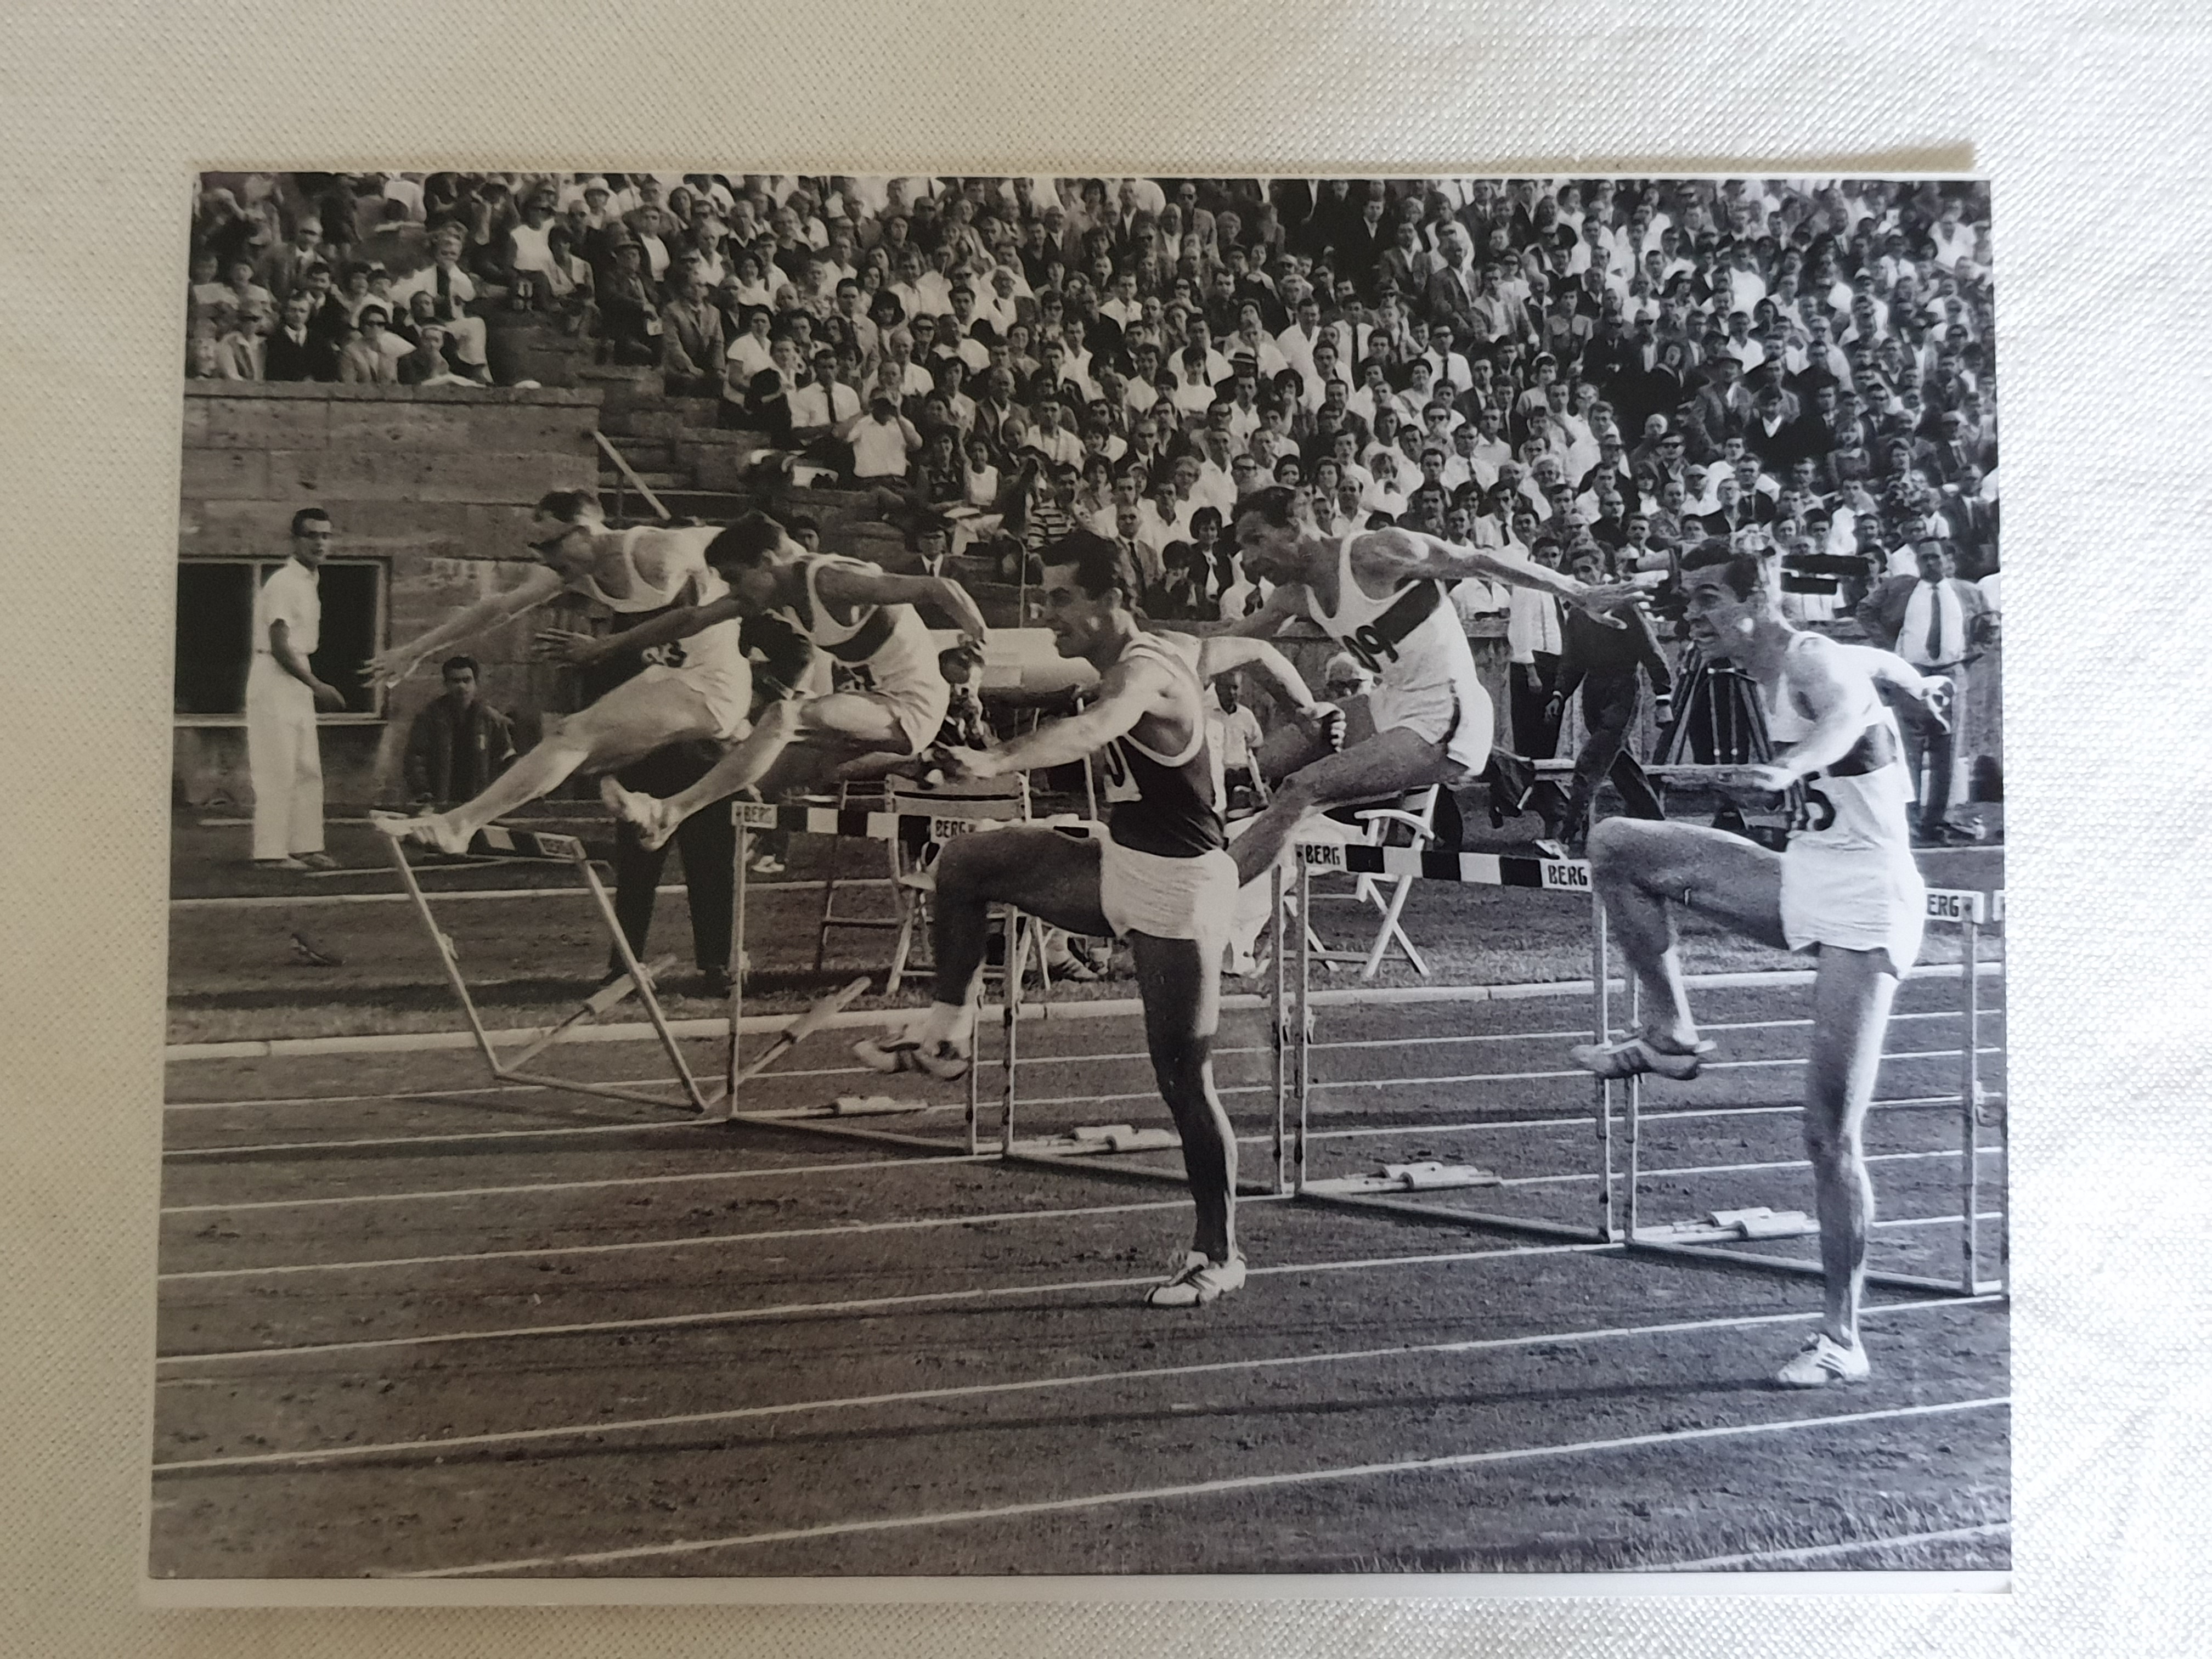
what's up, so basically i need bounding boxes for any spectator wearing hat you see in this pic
[595,236,663,365]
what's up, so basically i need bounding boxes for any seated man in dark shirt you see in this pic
[402,655,516,808]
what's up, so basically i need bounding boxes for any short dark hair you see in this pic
[1681,535,1768,600]
[1235,483,1301,530]
[440,654,480,678]
[290,507,332,537]
[704,510,785,572]
[1037,528,1131,601]
[534,489,597,524]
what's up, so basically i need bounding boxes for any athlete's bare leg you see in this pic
[1229,725,1469,887]
[392,673,734,855]
[1582,814,1899,1372]
[888,826,1235,1263]
[1130,931,1237,1264]
[604,691,916,850]
[1802,945,1899,1348]
[1584,816,1788,1049]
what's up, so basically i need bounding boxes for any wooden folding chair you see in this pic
[1304,784,1442,980]
[879,771,1039,997]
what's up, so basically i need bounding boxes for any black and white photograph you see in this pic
[155,169,2006,1588]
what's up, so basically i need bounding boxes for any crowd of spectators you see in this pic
[187,171,1996,633]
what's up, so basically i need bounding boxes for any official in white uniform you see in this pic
[247,508,348,868]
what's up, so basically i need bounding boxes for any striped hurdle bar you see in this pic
[370,815,714,1114]
[1615,884,2008,1299]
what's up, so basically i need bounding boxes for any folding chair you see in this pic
[879,771,1038,996]
[814,775,892,973]
[1302,783,1443,980]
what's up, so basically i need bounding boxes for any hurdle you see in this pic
[1273,829,2007,1300]
[371,817,714,1113]
[1613,885,2008,1297]
[1281,842,1623,1243]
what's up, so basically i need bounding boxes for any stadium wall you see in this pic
[174,381,603,808]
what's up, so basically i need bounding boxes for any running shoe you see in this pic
[1145,1250,1248,1308]
[296,851,339,870]
[853,1024,971,1080]
[1568,1034,1714,1081]
[748,852,787,876]
[1532,837,1570,860]
[1775,1330,1871,1388]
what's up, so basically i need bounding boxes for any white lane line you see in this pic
[1642,1520,2008,1572]
[396,1396,2012,1577]
[1297,1095,1984,1143]
[151,1295,2000,1474]
[154,1241,1609,1367]
[160,1151,990,1217]
[160,1132,2004,1226]
[164,962,2004,1063]
[159,1195,1221,1282]
[158,1200,2002,1287]
[160,1006,2000,1115]
[162,1044,2001,1160]
[1496,1145,2005,1189]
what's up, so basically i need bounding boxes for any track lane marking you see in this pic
[155,1240,1612,1365]
[1640,1519,2008,1572]
[392,1396,2012,1577]
[152,1295,2001,1474]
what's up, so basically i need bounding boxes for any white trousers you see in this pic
[246,660,325,859]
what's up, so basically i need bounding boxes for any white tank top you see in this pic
[1758,634,1915,860]
[784,553,940,699]
[575,526,747,680]
[509,220,557,276]
[1304,532,1482,702]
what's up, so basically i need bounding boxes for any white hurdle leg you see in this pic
[1271,861,1287,1195]
[721,819,749,1116]
[1593,888,1616,1242]
[1959,916,1981,1293]
[1294,859,1312,1195]
[574,849,711,1114]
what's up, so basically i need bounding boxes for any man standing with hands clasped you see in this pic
[247,507,347,870]
[1855,535,1990,847]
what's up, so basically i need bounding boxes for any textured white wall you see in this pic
[1,2,2204,1654]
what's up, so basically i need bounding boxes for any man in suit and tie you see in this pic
[1420,224,1483,340]
[1855,537,1991,845]
[255,217,328,305]
[1942,466,1999,579]
[1914,409,1982,486]
[262,294,340,382]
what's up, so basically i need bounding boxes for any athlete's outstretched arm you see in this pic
[366,564,568,686]
[950,654,1171,780]
[1215,579,1302,640]
[816,563,990,640]
[533,591,746,665]
[1352,526,1641,620]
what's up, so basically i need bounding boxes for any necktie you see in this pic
[1924,582,1945,662]
[436,264,451,318]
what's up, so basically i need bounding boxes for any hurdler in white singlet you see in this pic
[781,552,950,751]
[574,524,752,735]
[1758,632,1926,969]
[1303,531,1493,775]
